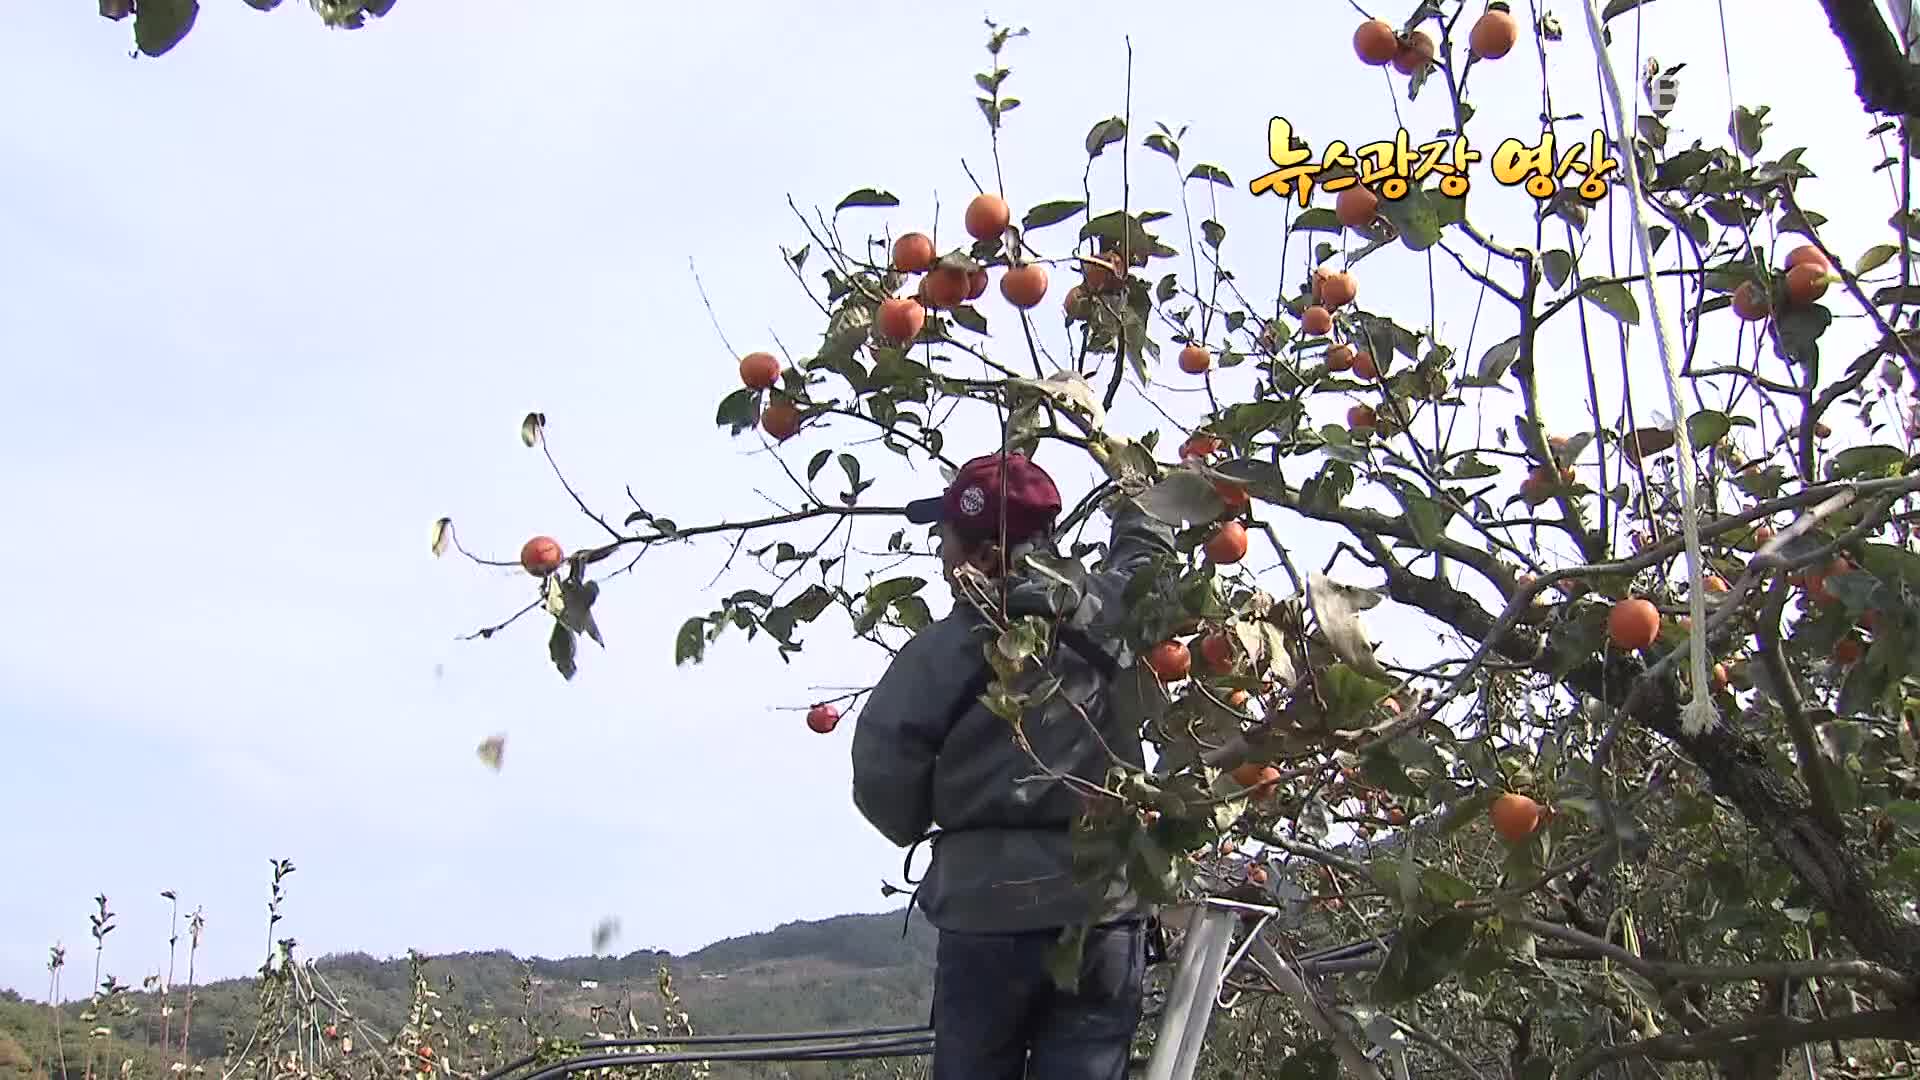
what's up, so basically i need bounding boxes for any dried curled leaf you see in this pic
[520,412,547,448]
[1011,370,1108,433]
[820,302,873,365]
[1089,434,1159,489]
[1307,571,1385,676]
[544,577,605,646]
[475,735,505,772]
[548,622,578,681]
[1234,619,1297,687]
[1620,425,1675,463]
[1337,582,1385,612]
[430,517,454,558]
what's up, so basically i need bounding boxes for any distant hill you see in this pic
[0,909,939,1080]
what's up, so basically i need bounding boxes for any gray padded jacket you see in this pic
[849,502,1177,933]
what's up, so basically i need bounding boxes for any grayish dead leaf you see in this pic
[1012,370,1108,433]
[1135,470,1226,528]
[1308,571,1385,676]
[1258,621,1296,686]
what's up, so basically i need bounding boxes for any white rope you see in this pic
[1579,0,1719,736]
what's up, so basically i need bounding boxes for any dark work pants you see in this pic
[930,918,1146,1080]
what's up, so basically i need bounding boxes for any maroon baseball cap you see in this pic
[905,452,1062,541]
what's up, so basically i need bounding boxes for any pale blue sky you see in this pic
[0,1,1892,996]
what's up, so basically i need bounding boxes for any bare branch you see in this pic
[1564,1007,1919,1080]
[1508,917,1918,1000]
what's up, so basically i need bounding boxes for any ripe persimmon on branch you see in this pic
[439,5,1920,1071]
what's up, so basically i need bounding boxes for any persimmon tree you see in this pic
[439,6,1920,1077]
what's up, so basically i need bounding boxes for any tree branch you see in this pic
[1365,527,1920,984]
[1816,0,1920,117]
[1242,936,1389,1080]
[1508,917,1917,1000]
[1564,1007,1919,1080]
[1754,577,1848,838]
[1778,180,1920,389]
[1536,268,1700,326]
[576,504,912,567]
[539,435,623,543]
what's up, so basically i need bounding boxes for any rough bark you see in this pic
[1818,0,1920,116]
[1715,979,1789,1080]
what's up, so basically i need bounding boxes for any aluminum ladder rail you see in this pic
[1142,899,1242,1080]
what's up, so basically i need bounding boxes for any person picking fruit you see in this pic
[850,450,1177,1080]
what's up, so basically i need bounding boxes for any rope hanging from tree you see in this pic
[1578,0,1721,736]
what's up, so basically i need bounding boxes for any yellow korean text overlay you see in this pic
[1249,117,1481,206]
[1488,130,1619,200]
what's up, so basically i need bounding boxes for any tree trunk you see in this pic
[1817,0,1920,115]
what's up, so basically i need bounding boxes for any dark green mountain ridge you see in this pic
[0,908,938,1080]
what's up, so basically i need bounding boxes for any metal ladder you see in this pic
[1143,896,1263,1080]
[1145,894,1404,1080]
